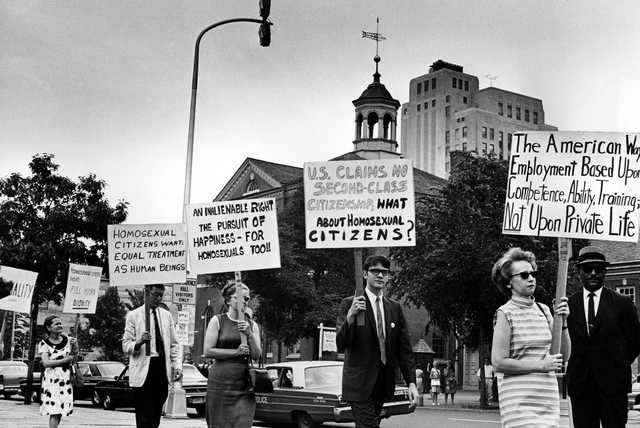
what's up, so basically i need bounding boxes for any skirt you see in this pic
[206,360,255,428]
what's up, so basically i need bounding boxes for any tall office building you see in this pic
[401,60,557,177]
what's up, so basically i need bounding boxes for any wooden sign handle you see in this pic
[144,287,151,356]
[354,248,365,326]
[550,237,571,358]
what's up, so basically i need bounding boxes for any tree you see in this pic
[390,152,584,407]
[86,287,128,361]
[244,190,354,357]
[0,154,127,402]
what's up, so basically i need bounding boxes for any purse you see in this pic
[248,345,273,393]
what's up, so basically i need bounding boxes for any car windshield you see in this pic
[182,364,205,381]
[97,363,125,377]
[304,365,342,388]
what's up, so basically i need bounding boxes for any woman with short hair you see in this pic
[491,247,570,427]
[203,282,262,428]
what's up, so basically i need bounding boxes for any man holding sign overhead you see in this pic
[567,246,640,428]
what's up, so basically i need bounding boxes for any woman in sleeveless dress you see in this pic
[203,282,262,428]
[491,247,571,428]
[39,315,78,428]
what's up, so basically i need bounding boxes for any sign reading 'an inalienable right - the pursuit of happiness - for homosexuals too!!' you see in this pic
[304,158,416,249]
[503,132,640,242]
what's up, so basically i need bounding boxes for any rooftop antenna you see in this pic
[486,74,498,87]
[362,18,387,81]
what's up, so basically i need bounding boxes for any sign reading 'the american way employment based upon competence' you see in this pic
[304,159,416,249]
[186,198,280,274]
[503,131,640,242]
[107,223,187,286]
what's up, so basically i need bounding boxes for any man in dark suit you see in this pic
[566,246,640,428]
[336,255,418,427]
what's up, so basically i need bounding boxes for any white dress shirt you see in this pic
[583,287,603,333]
[365,288,386,337]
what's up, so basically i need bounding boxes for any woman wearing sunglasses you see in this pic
[203,282,262,428]
[490,247,570,427]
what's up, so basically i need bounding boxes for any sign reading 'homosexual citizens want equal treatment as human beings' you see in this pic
[304,158,416,249]
[503,131,640,242]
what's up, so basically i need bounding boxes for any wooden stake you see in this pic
[354,248,365,326]
[551,237,571,358]
[144,287,151,356]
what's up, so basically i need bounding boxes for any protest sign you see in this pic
[176,310,190,346]
[0,266,38,314]
[62,264,102,314]
[107,223,187,286]
[503,132,640,242]
[173,284,195,305]
[186,198,280,274]
[304,158,416,248]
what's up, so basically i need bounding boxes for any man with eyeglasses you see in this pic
[336,255,418,427]
[122,284,183,428]
[566,246,640,428]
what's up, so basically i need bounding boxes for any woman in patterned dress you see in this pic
[491,248,571,428]
[203,282,262,428]
[39,315,78,428]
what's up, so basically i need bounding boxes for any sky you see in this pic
[2,0,640,224]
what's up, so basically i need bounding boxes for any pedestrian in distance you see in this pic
[476,357,495,401]
[336,254,419,428]
[122,284,183,428]
[491,247,570,427]
[444,364,457,405]
[566,246,640,428]
[39,315,79,428]
[203,282,261,428]
[429,364,441,406]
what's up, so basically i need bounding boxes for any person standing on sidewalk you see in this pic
[122,284,182,428]
[39,315,78,428]
[429,365,441,406]
[337,255,418,427]
[444,364,457,405]
[491,247,570,427]
[566,246,640,428]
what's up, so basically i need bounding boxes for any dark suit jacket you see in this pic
[566,287,640,397]
[336,294,416,402]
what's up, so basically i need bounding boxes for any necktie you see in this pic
[375,297,387,365]
[587,292,595,336]
[153,308,165,360]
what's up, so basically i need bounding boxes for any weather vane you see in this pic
[362,17,386,56]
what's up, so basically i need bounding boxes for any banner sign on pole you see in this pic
[63,264,102,314]
[322,329,337,353]
[304,159,416,248]
[176,310,190,346]
[172,284,195,305]
[186,198,280,274]
[107,223,187,286]
[503,132,640,242]
[0,266,38,314]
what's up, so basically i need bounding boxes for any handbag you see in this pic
[248,343,273,393]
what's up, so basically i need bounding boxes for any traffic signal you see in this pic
[259,22,270,47]
[259,0,270,20]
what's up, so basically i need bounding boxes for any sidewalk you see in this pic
[415,389,499,412]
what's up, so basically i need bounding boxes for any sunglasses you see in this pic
[368,269,391,276]
[234,295,251,302]
[580,265,606,274]
[510,270,537,280]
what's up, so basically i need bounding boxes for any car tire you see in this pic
[102,393,115,410]
[194,404,205,417]
[91,391,102,407]
[294,412,318,428]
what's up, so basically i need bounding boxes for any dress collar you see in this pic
[510,295,535,307]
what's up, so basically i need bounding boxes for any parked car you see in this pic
[254,361,416,428]
[0,360,28,399]
[94,363,208,415]
[20,360,125,405]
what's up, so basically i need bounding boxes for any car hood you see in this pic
[183,379,207,388]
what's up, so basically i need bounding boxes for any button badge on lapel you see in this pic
[390,322,396,329]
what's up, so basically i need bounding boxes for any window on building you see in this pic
[424,102,428,109]
[516,107,521,120]
[245,179,259,194]
[499,131,504,144]
[458,78,463,89]
[445,106,450,117]
[431,78,436,90]
[403,108,407,115]
[525,109,530,122]
[454,128,459,140]
[508,133,513,151]
[482,126,487,138]
[431,333,448,358]
[452,78,457,88]
[464,80,469,91]
[617,286,636,303]
[498,102,503,115]
[446,94,450,103]
[445,131,450,143]
[482,142,487,155]
[424,80,429,92]
[463,96,468,104]
[462,126,468,138]
[533,111,538,124]
[445,161,450,173]
[490,143,495,154]
[417,82,422,94]
[507,104,512,118]
[417,104,421,112]
[462,142,468,151]
[432,99,436,107]
[490,128,495,140]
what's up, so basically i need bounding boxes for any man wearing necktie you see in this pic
[567,246,640,428]
[337,255,418,427]
[123,284,182,428]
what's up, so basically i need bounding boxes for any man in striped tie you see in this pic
[337,255,418,427]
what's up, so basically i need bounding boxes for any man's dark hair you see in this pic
[145,283,165,291]
[363,255,391,271]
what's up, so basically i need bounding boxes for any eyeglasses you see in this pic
[510,270,537,280]
[234,295,251,302]
[368,269,391,276]
[580,265,606,274]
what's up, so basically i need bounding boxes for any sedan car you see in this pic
[0,361,28,399]
[94,363,208,415]
[254,361,416,428]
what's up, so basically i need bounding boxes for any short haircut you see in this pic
[43,315,60,333]
[145,283,165,291]
[221,282,249,304]
[363,255,391,271]
[491,247,537,296]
